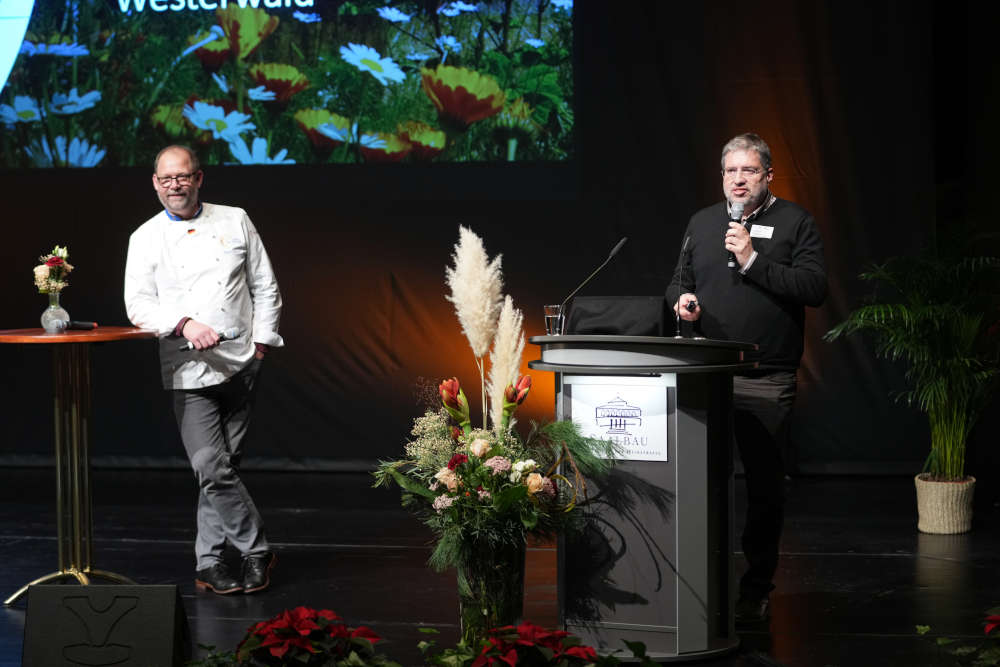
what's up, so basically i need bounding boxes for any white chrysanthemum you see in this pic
[445,226,503,358]
[227,136,295,164]
[183,101,254,142]
[50,88,101,115]
[488,295,525,429]
[339,43,406,86]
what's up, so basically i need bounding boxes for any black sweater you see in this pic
[668,198,827,372]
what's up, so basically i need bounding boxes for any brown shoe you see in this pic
[195,563,243,594]
[242,552,276,594]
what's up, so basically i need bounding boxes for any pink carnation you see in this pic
[484,456,512,475]
[538,476,556,498]
[432,495,456,513]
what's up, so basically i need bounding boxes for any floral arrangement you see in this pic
[33,245,73,293]
[374,226,617,644]
[920,606,1000,665]
[1,1,573,167]
[232,606,399,667]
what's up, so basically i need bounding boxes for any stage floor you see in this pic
[0,468,997,666]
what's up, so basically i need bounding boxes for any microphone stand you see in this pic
[673,236,691,339]
[559,237,629,314]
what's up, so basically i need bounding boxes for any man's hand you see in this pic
[181,319,220,350]
[725,221,754,268]
[674,292,701,321]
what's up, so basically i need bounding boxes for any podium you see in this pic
[528,335,756,661]
[0,327,156,605]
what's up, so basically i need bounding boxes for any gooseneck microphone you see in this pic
[726,201,745,269]
[672,235,692,338]
[559,237,629,311]
[178,327,242,351]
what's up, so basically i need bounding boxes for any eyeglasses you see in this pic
[722,167,765,179]
[156,172,198,187]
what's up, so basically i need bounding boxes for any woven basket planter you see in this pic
[914,474,975,534]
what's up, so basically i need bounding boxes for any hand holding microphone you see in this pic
[178,322,241,351]
[726,201,746,269]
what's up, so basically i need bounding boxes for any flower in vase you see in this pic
[434,468,458,492]
[525,472,545,495]
[445,227,504,358]
[484,456,511,476]
[248,63,309,103]
[447,453,468,470]
[509,459,536,483]
[216,5,279,61]
[504,375,531,406]
[469,438,490,458]
[421,65,505,132]
[34,246,73,293]
[432,495,456,513]
[397,120,446,161]
[439,377,471,430]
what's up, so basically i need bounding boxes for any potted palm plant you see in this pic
[824,255,1000,533]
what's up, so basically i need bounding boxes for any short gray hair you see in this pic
[720,133,772,170]
[153,145,200,173]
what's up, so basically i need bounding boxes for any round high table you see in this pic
[0,326,156,605]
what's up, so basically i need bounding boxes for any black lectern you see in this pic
[528,335,756,661]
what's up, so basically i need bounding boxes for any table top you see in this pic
[0,326,157,344]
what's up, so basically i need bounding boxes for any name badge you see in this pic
[750,225,774,239]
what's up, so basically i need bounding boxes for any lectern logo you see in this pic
[61,595,138,665]
[595,395,642,436]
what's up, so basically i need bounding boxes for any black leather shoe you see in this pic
[735,595,770,624]
[195,563,242,594]
[242,552,276,593]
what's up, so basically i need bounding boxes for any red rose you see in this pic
[447,453,468,470]
[45,256,64,267]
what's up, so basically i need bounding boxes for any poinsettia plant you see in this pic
[234,606,399,666]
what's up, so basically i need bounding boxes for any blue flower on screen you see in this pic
[317,120,358,144]
[551,0,572,11]
[407,51,433,61]
[339,43,406,86]
[0,96,43,124]
[180,25,225,59]
[50,88,102,115]
[248,86,277,101]
[212,73,230,93]
[228,136,295,164]
[525,38,545,48]
[293,11,322,23]
[183,101,255,141]
[435,35,462,54]
[359,133,387,150]
[25,136,106,167]
[438,1,478,16]
[377,6,411,22]
[20,40,89,57]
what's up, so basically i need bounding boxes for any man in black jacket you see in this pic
[669,133,827,623]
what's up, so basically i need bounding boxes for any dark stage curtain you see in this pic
[0,1,993,478]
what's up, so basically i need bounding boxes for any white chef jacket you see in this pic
[124,202,284,389]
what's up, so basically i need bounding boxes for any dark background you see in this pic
[1,1,997,497]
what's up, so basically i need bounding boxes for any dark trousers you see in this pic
[732,371,797,600]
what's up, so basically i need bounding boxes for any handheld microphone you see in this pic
[53,320,98,330]
[560,237,628,311]
[178,327,242,351]
[726,201,745,269]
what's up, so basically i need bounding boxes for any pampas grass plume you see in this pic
[488,295,525,429]
[445,226,504,358]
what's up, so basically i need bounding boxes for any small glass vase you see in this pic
[40,291,69,333]
[457,539,526,646]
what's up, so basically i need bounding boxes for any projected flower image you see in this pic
[0,0,574,167]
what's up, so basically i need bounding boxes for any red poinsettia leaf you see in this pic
[986,615,1000,635]
[351,625,382,642]
[499,648,519,667]
[565,645,598,661]
[317,609,341,621]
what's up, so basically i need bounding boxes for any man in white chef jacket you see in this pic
[124,145,283,595]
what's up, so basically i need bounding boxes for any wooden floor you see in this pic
[0,468,998,666]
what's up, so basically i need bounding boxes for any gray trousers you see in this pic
[172,358,269,570]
